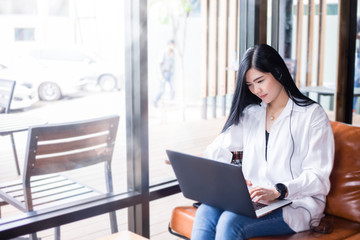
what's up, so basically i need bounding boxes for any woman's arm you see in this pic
[285,108,335,199]
[203,123,245,163]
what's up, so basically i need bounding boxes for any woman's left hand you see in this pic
[248,186,280,202]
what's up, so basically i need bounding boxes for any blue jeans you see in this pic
[191,204,295,240]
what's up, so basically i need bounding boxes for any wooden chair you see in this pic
[0,115,120,240]
[0,79,21,175]
[0,79,15,114]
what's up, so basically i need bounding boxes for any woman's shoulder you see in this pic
[244,103,263,113]
[293,100,324,113]
[300,102,331,127]
[241,104,264,121]
[304,102,327,116]
[223,104,262,131]
[239,104,264,127]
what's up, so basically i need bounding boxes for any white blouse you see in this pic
[203,98,334,232]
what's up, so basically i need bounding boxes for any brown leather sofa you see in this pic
[168,121,360,239]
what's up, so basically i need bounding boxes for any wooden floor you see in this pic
[1,95,360,239]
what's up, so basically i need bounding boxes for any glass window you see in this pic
[275,0,339,121]
[0,0,127,238]
[148,0,229,186]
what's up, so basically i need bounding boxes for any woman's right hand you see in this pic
[249,186,280,202]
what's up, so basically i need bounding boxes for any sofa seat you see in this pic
[168,121,360,240]
[170,206,360,240]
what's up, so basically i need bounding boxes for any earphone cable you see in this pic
[289,101,295,179]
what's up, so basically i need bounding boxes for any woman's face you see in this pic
[245,68,284,104]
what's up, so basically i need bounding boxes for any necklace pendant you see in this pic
[270,115,275,121]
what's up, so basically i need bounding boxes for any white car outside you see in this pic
[29,47,123,99]
[0,47,123,107]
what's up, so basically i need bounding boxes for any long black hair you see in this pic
[222,44,315,132]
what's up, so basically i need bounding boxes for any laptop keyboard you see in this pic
[252,201,268,210]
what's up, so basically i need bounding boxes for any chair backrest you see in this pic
[22,115,120,181]
[326,121,360,223]
[0,79,16,114]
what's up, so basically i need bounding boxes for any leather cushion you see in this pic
[171,207,360,240]
[169,206,196,239]
[344,232,360,240]
[326,122,360,223]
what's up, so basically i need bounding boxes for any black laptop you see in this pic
[166,150,292,218]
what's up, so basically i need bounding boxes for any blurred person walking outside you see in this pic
[153,40,176,108]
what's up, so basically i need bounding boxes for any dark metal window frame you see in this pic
[0,181,181,239]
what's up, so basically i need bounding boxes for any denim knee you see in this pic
[191,204,223,240]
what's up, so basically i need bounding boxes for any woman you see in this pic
[191,44,334,239]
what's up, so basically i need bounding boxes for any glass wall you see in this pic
[274,0,340,121]
[147,0,230,186]
[0,0,128,238]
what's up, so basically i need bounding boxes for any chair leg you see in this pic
[29,232,38,240]
[10,133,21,175]
[109,211,118,233]
[168,224,190,240]
[55,226,61,240]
